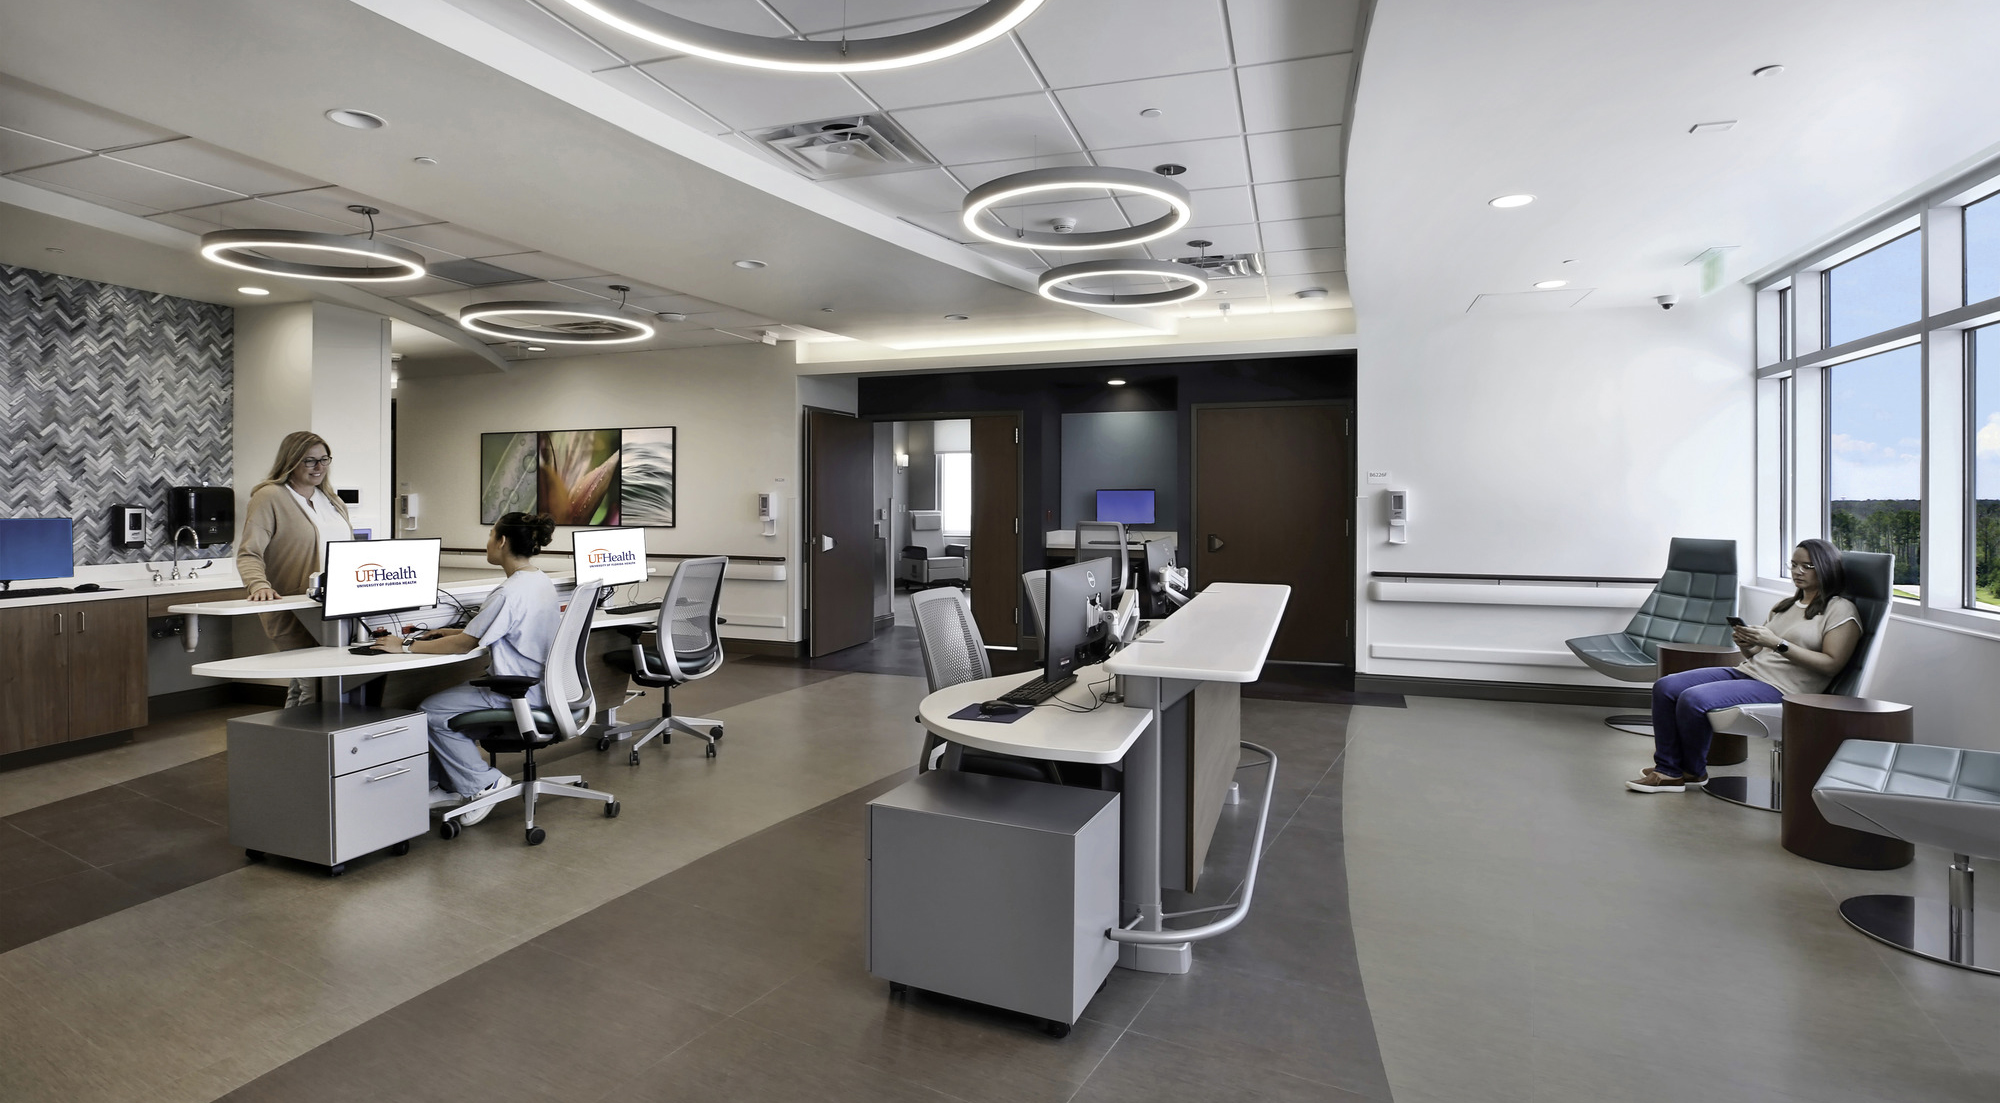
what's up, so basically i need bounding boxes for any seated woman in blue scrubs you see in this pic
[1628,539,1863,793]
[365,511,560,824]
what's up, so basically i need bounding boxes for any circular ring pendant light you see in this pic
[458,301,656,345]
[963,166,1193,251]
[556,0,1045,73]
[199,229,426,282]
[1037,259,1210,308]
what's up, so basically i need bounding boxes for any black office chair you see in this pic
[601,556,728,763]
[439,580,618,846]
[1564,537,1738,734]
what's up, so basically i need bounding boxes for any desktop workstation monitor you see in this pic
[0,517,73,592]
[1044,556,1115,681]
[1095,489,1156,526]
[320,538,442,619]
[572,527,648,596]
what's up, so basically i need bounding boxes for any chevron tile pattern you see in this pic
[1,263,232,565]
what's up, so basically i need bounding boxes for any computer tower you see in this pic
[169,486,234,546]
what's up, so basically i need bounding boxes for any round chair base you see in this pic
[1840,895,2000,975]
[1604,714,1652,736]
[1705,774,1779,812]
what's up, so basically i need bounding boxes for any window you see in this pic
[1828,344,1922,595]
[1967,190,2000,305]
[1776,286,1792,361]
[1972,325,2000,610]
[939,451,972,536]
[1824,230,1921,347]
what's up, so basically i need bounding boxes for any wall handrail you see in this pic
[1368,571,1656,585]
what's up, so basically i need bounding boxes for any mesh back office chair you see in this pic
[910,587,1060,783]
[1075,521,1129,592]
[601,556,729,763]
[1021,569,1049,658]
[1564,537,1738,734]
[1706,551,1894,812]
[439,581,618,846]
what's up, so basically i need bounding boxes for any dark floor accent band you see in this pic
[1357,672,1648,708]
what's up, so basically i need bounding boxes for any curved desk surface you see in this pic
[917,666,1150,765]
[1104,582,1291,682]
[192,646,488,681]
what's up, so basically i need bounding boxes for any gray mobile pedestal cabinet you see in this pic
[228,704,429,875]
[867,770,1120,1034]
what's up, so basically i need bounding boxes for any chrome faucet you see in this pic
[169,526,199,581]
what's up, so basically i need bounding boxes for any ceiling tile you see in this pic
[261,188,437,231]
[176,196,358,234]
[14,156,243,212]
[1055,70,1242,149]
[0,126,85,174]
[0,73,178,151]
[442,0,627,69]
[1146,223,1262,261]
[1253,176,1341,221]
[15,178,160,217]
[899,210,973,242]
[1095,136,1250,190]
[109,138,324,198]
[145,211,227,236]
[820,167,968,215]
[1224,0,1358,65]
[946,151,1093,191]
[380,275,484,298]
[592,66,729,133]
[383,222,526,260]
[550,276,682,300]
[1258,214,1342,252]
[639,57,875,131]
[973,195,1131,240]
[1238,55,1351,133]
[766,0,970,33]
[473,252,605,280]
[1262,247,1343,276]
[410,280,602,316]
[363,229,464,265]
[1245,125,1341,182]
[848,28,1044,110]
[1265,269,1350,303]
[627,293,713,315]
[556,0,795,64]
[1180,184,1257,226]
[1016,0,1229,87]
[689,308,780,329]
[891,92,1079,166]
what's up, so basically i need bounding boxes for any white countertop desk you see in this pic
[916,581,1290,974]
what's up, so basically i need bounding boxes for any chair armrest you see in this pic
[1709,701,1783,740]
[470,675,538,699]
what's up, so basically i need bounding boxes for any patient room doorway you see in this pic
[885,415,1023,651]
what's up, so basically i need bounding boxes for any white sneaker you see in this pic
[457,776,509,826]
[427,785,461,810]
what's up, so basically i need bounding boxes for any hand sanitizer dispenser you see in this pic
[1387,489,1410,544]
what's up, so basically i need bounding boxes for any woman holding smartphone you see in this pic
[1627,539,1862,793]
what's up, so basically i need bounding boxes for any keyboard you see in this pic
[0,587,74,600]
[998,673,1077,707]
[605,602,662,616]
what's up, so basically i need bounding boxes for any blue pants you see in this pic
[420,683,515,795]
[1650,667,1783,778]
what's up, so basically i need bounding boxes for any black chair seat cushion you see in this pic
[448,703,591,747]
[604,643,718,685]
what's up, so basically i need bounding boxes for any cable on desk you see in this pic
[1040,672,1116,713]
[1107,740,1278,946]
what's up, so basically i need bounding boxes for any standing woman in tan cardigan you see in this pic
[237,431,352,704]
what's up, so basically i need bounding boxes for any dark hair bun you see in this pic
[495,511,557,557]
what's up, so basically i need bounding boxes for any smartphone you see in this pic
[1725,616,1747,627]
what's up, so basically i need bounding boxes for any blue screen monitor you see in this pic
[0,518,74,588]
[1096,489,1156,525]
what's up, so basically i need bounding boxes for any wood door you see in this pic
[67,599,149,739]
[970,414,1023,648]
[0,604,70,754]
[806,408,878,657]
[1193,403,1354,664]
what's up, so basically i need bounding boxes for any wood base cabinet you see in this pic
[0,598,149,756]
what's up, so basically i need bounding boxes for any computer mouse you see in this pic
[72,583,102,593]
[977,700,1018,715]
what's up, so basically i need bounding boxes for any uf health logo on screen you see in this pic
[587,547,639,568]
[354,563,421,589]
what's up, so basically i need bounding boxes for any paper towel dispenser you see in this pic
[169,486,234,546]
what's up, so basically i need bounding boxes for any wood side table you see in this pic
[1781,694,1914,869]
[1656,642,1747,765]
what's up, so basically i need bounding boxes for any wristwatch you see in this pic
[1775,641,1789,654]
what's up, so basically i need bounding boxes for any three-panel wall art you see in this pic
[478,426,676,527]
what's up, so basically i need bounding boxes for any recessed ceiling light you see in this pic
[1139,108,1163,118]
[1488,194,1535,208]
[1107,378,1127,386]
[412,156,438,165]
[1534,279,1568,289]
[554,0,1044,73]
[945,314,970,321]
[237,286,270,296]
[324,108,386,130]
[1752,64,1785,78]
[734,259,767,269]
[1688,120,1737,134]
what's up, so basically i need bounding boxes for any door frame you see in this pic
[1188,398,1356,666]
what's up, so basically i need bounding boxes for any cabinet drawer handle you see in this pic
[53,612,62,635]
[79,611,87,633]
[363,727,402,740]
[363,767,412,783]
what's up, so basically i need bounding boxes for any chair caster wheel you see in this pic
[889,981,908,997]
[389,840,410,857]
[605,801,620,818]
[575,780,589,789]
[596,737,610,752]
[706,744,717,758]
[629,750,641,766]
[713,726,724,739]
[245,849,265,862]
[439,820,461,841]
[1043,1019,1070,1039]
[327,864,346,877]
[525,827,546,846]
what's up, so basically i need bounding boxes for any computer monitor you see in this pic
[0,517,73,589]
[1044,556,1114,681]
[1142,538,1178,619]
[1096,489,1156,526]
[321,537,441,619]
[1074,521,1128,597]
[572,527,648,590]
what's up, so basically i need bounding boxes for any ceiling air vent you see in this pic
[750,115,933,180]
[427,259,532,287]
[1171,251,1264,280]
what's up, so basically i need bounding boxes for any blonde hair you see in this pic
[252,431,333,496]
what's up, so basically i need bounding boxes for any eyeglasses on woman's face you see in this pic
[299,455,332,469]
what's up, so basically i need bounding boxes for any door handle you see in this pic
[1207,534,1225,553]
[820,535,835,552]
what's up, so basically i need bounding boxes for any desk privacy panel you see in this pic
[0,263,232,563]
